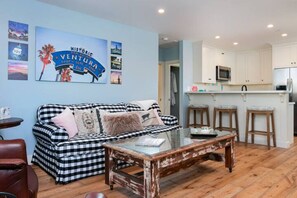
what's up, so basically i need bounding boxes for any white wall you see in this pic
[0,0,158,155]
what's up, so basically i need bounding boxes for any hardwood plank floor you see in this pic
[33,137,297,198]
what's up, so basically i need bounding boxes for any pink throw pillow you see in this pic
[51,107,78,138]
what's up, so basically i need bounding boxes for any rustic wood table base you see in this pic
[104,130,235,198]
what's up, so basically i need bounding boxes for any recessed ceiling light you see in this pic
[282,33,288,37]
[267,24,274,28]
[158,8,165,14]
[162,37,168,41]
[215,36,220,39]
[233,42,238,45]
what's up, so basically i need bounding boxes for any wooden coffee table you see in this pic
[103,128,236,198]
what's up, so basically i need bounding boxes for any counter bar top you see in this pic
[186,91,289,94]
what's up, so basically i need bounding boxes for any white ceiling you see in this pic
[37,0,297,51]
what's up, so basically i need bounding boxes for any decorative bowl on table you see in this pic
[190,127,218,138]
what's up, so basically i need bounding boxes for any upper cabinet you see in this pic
[193,42,235,84]
[260,48,272,84]
[235,51,260,84]
[193,42,216,83]
[234,49,272,85]
[192,41,272,85]
[273,43,297,68]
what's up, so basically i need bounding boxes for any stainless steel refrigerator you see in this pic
[273,67,297,135]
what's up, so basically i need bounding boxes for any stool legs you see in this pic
[266,113,271,149]
[245,111,249,147]
[235,110,239,142]
[272,112,276,147]
[213,108,239,141]
[187,108,191,128]
[213,108,217,129]
[187,107,210,128]
[245,110,276,150]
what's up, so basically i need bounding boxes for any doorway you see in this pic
[160,61,180,118]
[170,66,180,118]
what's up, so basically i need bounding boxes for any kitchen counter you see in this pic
[186,91,294,148]
[186,90,289,94]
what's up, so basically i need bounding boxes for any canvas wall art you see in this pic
[110,71,122,85]
[8,42,28,61]
[8,21,29,41]
[8,62,28,80]
[111,41,122,55]
[35,27,108,83]
[110,56,122,70]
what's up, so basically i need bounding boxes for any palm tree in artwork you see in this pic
[38,44,55,81]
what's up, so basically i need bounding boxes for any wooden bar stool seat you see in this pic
[245,106,276,150]
[213,105,240,141]
[187,104,210,128]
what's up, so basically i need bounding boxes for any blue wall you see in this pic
[159,44,179,61]
[0,0,158,156]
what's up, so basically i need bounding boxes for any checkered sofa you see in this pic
[32,102,179,184]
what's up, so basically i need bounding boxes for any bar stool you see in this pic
[213,105,240,142]
[245,106,276,150]
[187,104,210,128]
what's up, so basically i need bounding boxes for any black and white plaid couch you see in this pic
[32,102,179,184]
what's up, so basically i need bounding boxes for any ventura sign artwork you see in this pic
[52,48,105,80]
[35,27,107,83]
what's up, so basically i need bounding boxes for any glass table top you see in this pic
[105,128,233,156]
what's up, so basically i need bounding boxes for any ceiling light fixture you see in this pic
[162,37,168,41]
[215,36,220,39]
[267,24,274,28]
[281,33,288,37]
[233,42,238,45]
[158,8,165,14]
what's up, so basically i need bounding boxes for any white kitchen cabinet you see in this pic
[235,51,260,84]
[215,50,235,67]
[273,43,297,68]
[260,48,272,84]
[193,42,216,83]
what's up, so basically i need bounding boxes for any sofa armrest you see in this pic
[33,123,69,144]
[160,115,179,126]
[0,159,26,169]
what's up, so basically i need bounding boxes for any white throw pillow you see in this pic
[135,109,164,127]
[74,109,100,135]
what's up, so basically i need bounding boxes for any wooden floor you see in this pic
[33,137,297,198]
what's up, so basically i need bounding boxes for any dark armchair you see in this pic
[0,139,38,198]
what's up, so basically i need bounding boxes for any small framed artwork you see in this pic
[8,42,28,61]
[111,41,122,55]
[110,71,122,85]
[110,56,122,70]
[8,21,29,41]
[8,62,28,80]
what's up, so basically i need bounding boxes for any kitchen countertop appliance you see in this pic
[216,65,231,81]
[273,67,296,135]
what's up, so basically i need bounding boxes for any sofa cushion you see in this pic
[126,102,162,115]
[126,103,143,112]
[74,109,100,135]
[51,107,78,138]
[135,109,164,127]
[101,111,144,136]
[37,104,95,124]
[93,103,126,113]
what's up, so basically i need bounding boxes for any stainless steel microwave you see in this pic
[216,66,231,81]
